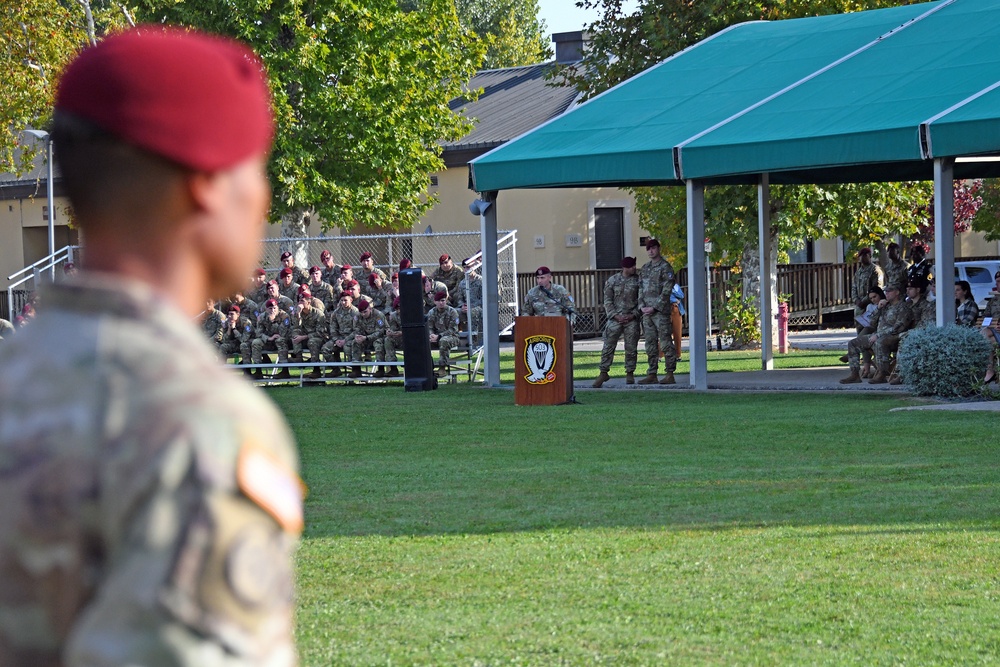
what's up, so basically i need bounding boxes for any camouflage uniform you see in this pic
[203,307,225,343]
[598,271,641,374]
[0,277,301,666]
[0,318,13,340]
[308,280,337,312]
[248,283,270,307]
[432,265,466,306]
[252,309,292,363]
[909,297,936,330]
[219,313,256,361]
[851,263,884,321]
[271,293,295,314]
[278,281,299,303]
[428,304,460,367]
[384,309,403,363]
[321,264,342,287]
[847,299,913,372]
[291,305,326,360]
[321,304,358,362]
[883,257,909,292]
[366,283,393,314]
[358,266,388,288]
[274,265,309,286]
[457,273,483,334]
[352,309,388,362]
[423,279,449,311]
[523,283,576,322]
[639,256,677,374]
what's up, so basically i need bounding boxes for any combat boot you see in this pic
[888,372,903,385]
[388,366,400,377]
[348,366,363,379]
[325,367,342,378]
[659,372,675,385]
[373,368,386,378]
[838,354,849,363]
[592,371,610,388]
[626,371,635,384]
[435,365,449,378]
[251,369,263,380]
[868,369,887,384]
[637,373,658,384]
[839,370,862,384]
[275,367,292,380]
[305,368,323,380]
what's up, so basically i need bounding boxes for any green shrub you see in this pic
[720,279,761,350]
[896,324,992,397]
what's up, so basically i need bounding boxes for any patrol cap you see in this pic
[320,249,332,260]
[439,254,450,264]
[359,251,373,261]
[646,238,660,249]
[55,26,274,171]
[279,267,292,278]
[434,290,448,301]
[399,259,412,270]
[621,257,636,268]
[254,268,267,276]
[368,273,379,286]
[535,266,551,276]
[357,299,370,312]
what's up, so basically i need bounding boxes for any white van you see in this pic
[955,261,1000,308]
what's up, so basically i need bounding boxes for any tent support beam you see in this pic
[686,180,708,389]
[933,158,956,327]
[480,190,501,386]
[758,173,774,370]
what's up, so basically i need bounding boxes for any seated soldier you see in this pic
[225,289,260,322]
[276,250,309,285]
[218,304,255,369]
[886,276,934,384]
[432,254,465,307]
[384,296,403,377]
[291,293,326,375]
[320,249,341,286]
[350,300,388,378]
[387,272,401,312]
[201,298,225,344]
[456,259,483,337]
[357,251,388,286]
[251,298,292,379]
[428,290,460,377]
[321,291,359,377]
[422,274,448,312]
[343,278,373,310]
[248,267,269,305]
[365,271,392,313]
[840,284,912,384]
[307,265,337,311]
[296,283,325,316]
[265,278,295,313]
[277,266,299,302]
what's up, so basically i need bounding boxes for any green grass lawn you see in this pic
[275,386,1000,665]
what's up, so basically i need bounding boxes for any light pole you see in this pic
[24,129,55,280]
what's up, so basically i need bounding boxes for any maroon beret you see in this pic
[357,299,370,312]
[368,273,379,286]
[621,257,636,268]
[267,279,279,287]
[340,291,354,300]
[439,254,450,264]
[56,26,273,171]
[309,265,322,274]
[265,298,277,307]
[320,249,332,260]
[393,297,401,309]
[297,284,310,294]
[399,259,412,270]
[341,264,352,271]
[391,272,399,280]
[434,290,448,301]
[535,266,551,276]
[254,268,267,276]
[280,251,292,261]
[359,251,373,261]
[344,279,358,289]
[228,304,241,314]
[645,238,661,249]
[298,290,312,301]
[279,267,293,277]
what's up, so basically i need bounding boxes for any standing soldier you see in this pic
[350,300,388,378]
[638,239,677,385]
[883,242,909,293]
[593,257,641,387]
[522,266,576,322]
[851,247,884,332]
[906,243,933,286]
[428,291,461,377]
[433,254,465,307]
[0,27,302,665]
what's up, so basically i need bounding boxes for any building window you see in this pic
[593,207,624,270]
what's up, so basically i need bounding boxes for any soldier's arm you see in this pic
[655,267,675,312]
[603,277,616,318]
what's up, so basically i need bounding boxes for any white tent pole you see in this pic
[686,180,708,389]
[933,158,956,327]
[758,173,774,370]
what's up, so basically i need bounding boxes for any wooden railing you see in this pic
[517,263,860,337]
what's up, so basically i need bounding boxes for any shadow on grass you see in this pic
[271,386,1000,539]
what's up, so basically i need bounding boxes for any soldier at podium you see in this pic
[522,266,576,324]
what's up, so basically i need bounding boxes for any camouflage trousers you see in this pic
[598,317,639,373]
[219,339,250,362]
[320,339,354,362]
[251,337,288,363]
[434,334,459,366]
[351,338,386,362]
[642,310,677,374]
[292,334,324,360]
[847,333,899,372]
[384,333,402,362]
[461,307,482,336]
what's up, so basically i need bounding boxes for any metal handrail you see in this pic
[7,244,78,321]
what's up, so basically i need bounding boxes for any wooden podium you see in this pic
[514,316,574,405]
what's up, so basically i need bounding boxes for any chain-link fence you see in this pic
[262,230,519,335]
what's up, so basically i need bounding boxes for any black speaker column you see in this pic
[398,268,437,391]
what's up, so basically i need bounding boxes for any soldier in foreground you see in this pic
[0,27,303,666]
[638,239,677,385]
[593,257,640,388]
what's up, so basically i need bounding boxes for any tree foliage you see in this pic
[134,0,484,230]
[0,0,133,175]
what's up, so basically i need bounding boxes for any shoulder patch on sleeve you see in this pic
[237,442,306,534]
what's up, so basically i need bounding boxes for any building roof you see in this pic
[442,62,581,168]
[469,0,1000,191]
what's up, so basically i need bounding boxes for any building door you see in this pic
[594,207,624,270]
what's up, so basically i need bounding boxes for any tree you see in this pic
[0,0,133,175]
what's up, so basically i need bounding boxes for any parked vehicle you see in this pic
[955,261,1000,308]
